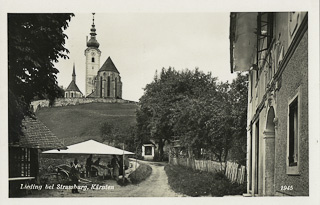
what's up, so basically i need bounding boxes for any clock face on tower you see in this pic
[91,52,95,56]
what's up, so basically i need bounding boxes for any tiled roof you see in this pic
[99,57,120,73]
[10,117,66,149]
[66,80,82,94]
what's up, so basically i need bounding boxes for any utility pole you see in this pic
[122,143,125,183]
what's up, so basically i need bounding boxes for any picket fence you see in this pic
[225,161,246,184]
[170,157,246,184]
[170,157,225,173]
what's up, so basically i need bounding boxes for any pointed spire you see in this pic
[87,13,100,48]
[72,62,76,83]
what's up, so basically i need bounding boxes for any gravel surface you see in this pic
[26,160,184,197]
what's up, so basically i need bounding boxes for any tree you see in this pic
[100,122,137,152]
[136,67,218,160]
[8,13,74,143]
[227,73,248,165]
[137,67,248,164]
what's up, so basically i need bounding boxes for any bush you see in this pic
[128,162,152,184]
[164,164,245,197]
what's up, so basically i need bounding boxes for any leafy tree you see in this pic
[227,73,248,165]
[100,122,137,152]
[137,67,248,163]
[8,13,74,143]
[137,67,218,160]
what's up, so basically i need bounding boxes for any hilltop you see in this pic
[36,102,138,145]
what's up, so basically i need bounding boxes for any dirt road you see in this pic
[27,160,184,197]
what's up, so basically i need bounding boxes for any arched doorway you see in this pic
[263,106,275,195]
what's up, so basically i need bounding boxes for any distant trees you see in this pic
[136,67,248,164]
[8,14,74,142]
[100,122,137,152]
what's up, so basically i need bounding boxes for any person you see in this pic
[85,155,93,177]
[93,157,101,166]
[70,158,81,193]
[111,155,119,181]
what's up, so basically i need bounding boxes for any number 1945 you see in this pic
[281,185,293,191]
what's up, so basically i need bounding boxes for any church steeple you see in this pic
[87,13,100,48]
[72,62,76,83]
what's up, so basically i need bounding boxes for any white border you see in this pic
[1,0,319,205]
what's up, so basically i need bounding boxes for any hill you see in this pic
[36,102,138,145]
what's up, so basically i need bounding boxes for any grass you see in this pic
[164,164,246,197]
[36,102,138,145]
[128,162,152,184]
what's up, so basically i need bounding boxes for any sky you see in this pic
[56,13,237,102]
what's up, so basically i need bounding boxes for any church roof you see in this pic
[99,57,120,74]
[66,80,82,94]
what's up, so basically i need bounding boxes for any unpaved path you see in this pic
[27,160,184,197]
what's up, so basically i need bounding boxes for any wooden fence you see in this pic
[224,161,246,184]
[170,157,246,184]
[170,157,224,173]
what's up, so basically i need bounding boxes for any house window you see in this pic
[287,88,301,175]
[289,98,298,166]
[9,147,31,177]
[256,12,274,82]
[250,72,253,100]
[92,57,95,63]
[145,146,152,156]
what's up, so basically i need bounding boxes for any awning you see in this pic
[230,12,257,72]
[42,139,134,155]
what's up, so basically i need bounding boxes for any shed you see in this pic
[142,141,156,161]
[9,116,66,196]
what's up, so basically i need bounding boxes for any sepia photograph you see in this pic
[1,0,319,204]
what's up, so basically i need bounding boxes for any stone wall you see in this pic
[31,98,137,113]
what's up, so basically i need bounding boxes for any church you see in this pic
[64,63,83,98]
[85,14,122,99]
[64,14,123,99]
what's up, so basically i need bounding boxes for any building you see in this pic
[229,12,308,196]
[141,141,156,161]
[9,117,66,197]
[85,14,122,98]
[65,63,83,98]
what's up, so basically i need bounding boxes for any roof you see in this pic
[66,80,82,94]
[99,57,120,74]
[229,12,257,73]
[86,91,96,98]
[143,141,156,146]
[42,139,134,155]
[10,117,66,149]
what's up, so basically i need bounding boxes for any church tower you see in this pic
[65,63,83,98]
[85,13,101,96]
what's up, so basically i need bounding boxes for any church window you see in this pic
[71,93,74,98]
[92,66,94,69]
[107,76,110,97]
[100,76,103,98]
[65,93,68,98]
[115,77,118,97]
[92,57,95,63]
